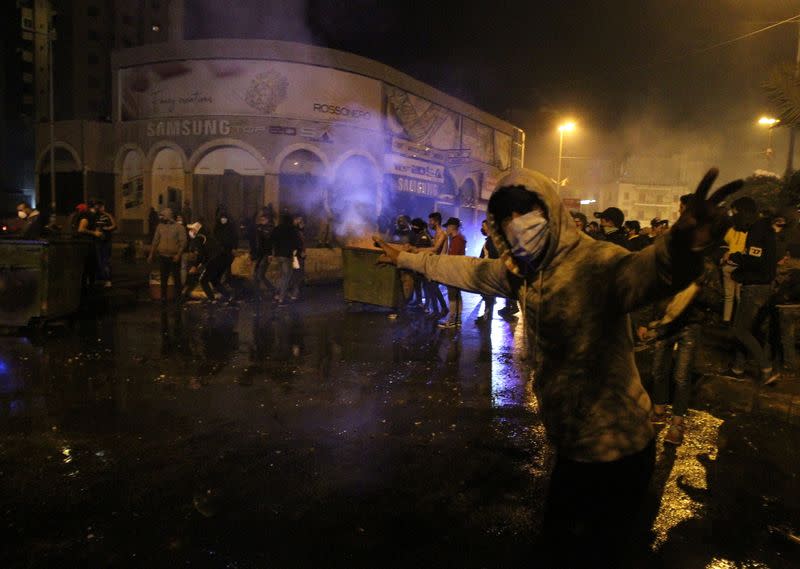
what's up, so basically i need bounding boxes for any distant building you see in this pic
[36,39,524,241]
[616,154,707,224]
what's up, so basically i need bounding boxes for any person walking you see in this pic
[375,167,740,567]
[148,208,186,303]
[267,214,303,306]
[214,210,238,282]
[252,212,275,298]
[184,221,233,304]
[438,217,466,329]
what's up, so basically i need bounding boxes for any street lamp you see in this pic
[758,116,779,169]
[556,121,576,191]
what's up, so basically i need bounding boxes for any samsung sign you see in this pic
[147,119,231,137]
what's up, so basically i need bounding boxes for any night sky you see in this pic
[186,0,800,176]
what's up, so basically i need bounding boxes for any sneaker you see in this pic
[664,422,685,446]
[437,320,456,329]
[762,369,781,386]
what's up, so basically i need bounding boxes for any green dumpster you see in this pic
[0,239,90,327]
[342,246,403,308]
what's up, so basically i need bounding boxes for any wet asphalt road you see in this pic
[0,286,798,568]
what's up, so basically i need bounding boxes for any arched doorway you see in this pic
[331,156,379,242]
[151,147,186,215]
[279,149,326,242]
[38,146,82,216]
[119,150,145,220]
[192,146,264,237]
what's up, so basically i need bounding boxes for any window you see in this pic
[623,192,630,201]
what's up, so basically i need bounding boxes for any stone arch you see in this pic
[273,143,330,175]
[188,138,268,174]
[145,140,188,173]
[331,150,381,181]
[35,141,83,173]
[114,143,146,174]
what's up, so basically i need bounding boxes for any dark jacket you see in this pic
[480,235,499,259]
[603,228,628,248]
[267,223,303,258]
[191,228,224,265]
[214,219,238,252]
[254,223,273,261]
[731,218,777,285]
[410,229,433,249]
[624,234,649,252]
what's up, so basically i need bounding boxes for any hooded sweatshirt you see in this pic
[151,208,187,257]
[397,169,701,462]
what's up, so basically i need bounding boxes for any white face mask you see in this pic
[220,217,228,224]
[189,230,197,239]
[603,225,617,235]
[506,209,549,269]
[18,211,28,219]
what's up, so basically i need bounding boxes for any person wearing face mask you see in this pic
[183,221,233,304]
[148,208,187,303]
[214,210,239,284]
[15,201,42,239]
[593,207,627,247]
[476,219,499,324]
[374,168,741,567]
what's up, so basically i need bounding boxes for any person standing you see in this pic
[148,208,187,303]
[476,219,499,324]
[426,212,449,317]
[147,207,159,243]
[15,201,43,239]
[289,215,307,301]
[438,217,466,329]
[214,210,238,281]
[75,202,102,291]
[267,214,303,306]
[252,212,275,298]
[374,167,740,567]
[594,207,627,247]
[728,210,786,384]
[720,197,755,324]
[181,199,193,224]
[409,218,433,307]
[623,220,648,251]
[94,201,117,287]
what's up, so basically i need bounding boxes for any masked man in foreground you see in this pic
[375,168,740,568]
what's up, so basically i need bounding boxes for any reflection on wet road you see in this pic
[0,287,798,568]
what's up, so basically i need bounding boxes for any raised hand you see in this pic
[671,168,743,251]
[373,235,402,265]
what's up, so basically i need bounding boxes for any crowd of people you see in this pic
[148,204,307,307]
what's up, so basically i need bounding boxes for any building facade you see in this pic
[38,39,524,242]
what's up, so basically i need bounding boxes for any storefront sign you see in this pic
[389,138,472,165]
[146,119,231,137]
[384,154,445,184]
[121,59,382,131]
[390,175,439,197]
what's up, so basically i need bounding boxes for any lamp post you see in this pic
[758,116,779,170]
[556,121,576,191]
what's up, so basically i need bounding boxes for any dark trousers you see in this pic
[159,256,181,301]
[481,294,496,318]
[425,281,447,313]
[253,255,273,294]
[96,240,112,281]
[652,324,698,416]
[733,284,772,372]
[543,440,656,568]
[200,254,232,301]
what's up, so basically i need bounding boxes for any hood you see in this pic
[160,207,174,221]
[487,168,583,277]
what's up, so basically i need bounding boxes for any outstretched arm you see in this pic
[613,168,742,313]
[398,251,515,298]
